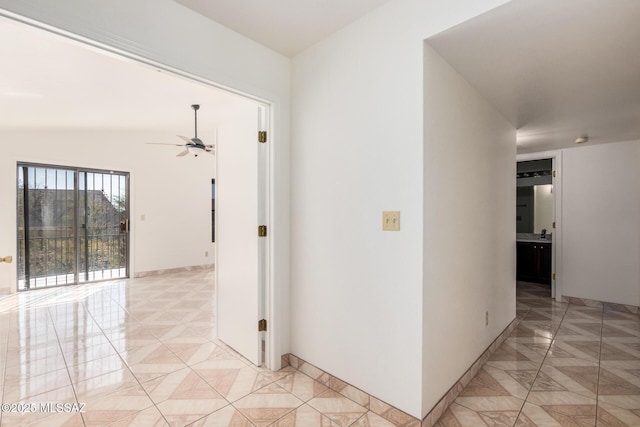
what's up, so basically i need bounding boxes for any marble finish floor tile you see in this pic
[162,337,232,366]
[436,281,640,426]
[142,367,229,425]
[369,397,420,427]
[531,365,598,398]
[270,403,341,427]
[597,401,640,426]
[274,370,329,402]
[193,361,279,403]
[1,411,85,427]
[438,401,522,427]
[78,383,157,426]
[102,406,169,427]
[188,404,254,427]
[3,274,640,426]
[307,390,369,427]
[459,366,532,400]
[232,383,304,426]
[351,411,400,427]
[2,367,74,399]
[515,401,596,427]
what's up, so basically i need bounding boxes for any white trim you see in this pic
[264,106,282,370]
[517,150,563,301]
[257,105,273,369]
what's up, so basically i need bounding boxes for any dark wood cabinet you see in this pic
[517,241,551,284]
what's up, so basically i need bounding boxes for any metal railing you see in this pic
[18,226,127,290]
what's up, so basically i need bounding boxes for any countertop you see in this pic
[516,233,552,243]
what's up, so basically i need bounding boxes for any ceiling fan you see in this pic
[146,104,214,157]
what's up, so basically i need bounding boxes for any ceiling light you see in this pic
[575,136,589,144]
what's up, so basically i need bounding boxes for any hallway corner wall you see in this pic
[422,43,517,415]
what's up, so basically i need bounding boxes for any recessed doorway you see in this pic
[516,153,562,300]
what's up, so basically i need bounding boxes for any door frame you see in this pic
[517,150,563,301]
[1,12,280,369]
[257,105,270,367]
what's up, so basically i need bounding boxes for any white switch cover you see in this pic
[382,211,400,231]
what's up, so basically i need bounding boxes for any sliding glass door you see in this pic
[78,170,129,282]
[17,163,129,291]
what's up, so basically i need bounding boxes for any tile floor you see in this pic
[1,273,639,426]
[435,282,640,427]
[0,270,389,427]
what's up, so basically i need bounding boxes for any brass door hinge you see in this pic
[258,319,267,332]
[552,273,556,280]
[553,170,556,178]
[552,221,556,229]
[258,131,267,143]
[258,225,267,237]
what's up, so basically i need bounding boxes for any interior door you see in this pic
[216,102,266,366]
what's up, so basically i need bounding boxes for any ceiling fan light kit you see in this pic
[145,104,214,157]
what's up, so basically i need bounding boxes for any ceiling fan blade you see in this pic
[177,135,192,144]
[146,142,184,146]
[176,149,189,157]
[205,144,214,148]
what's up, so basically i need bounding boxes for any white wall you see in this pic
[561,139,640,306]
[0,0,525,415]
[291,0,510,418]
[423,45,516,413]
[0,130,216,293]
[0,0,291,366]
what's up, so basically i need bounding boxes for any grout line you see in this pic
[511,287,570,425]
[47,305,88,427]
[422,293,535,425]
[102,280,226,424]
[80,291,173,426]
[124,297,293,425]
[594,304,605,424]
[508,303,534,425]
[447,288,539,420]
[443,296,537,422]
[516,304,569,421]
[350,411,368,426]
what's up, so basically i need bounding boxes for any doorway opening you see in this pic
[3,13,275,369]
[17,163,129,291]
[516,153,562,300]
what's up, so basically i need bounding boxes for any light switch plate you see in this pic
[382,211,400,231]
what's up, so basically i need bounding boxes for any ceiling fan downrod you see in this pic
[192,104,199,138]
